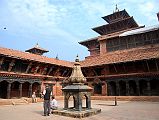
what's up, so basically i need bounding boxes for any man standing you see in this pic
[43,84,52,116]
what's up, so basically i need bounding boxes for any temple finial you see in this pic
[115,4,119,12]
[56,54,59,60]
[75,54,79,62]
[35,43,39,47]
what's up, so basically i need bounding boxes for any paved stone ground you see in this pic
[0,100,159,120]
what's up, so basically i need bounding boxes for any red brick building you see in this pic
[0,9,159,99]
[79,9,159,96]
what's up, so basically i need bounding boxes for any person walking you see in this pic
[43,84,52,116]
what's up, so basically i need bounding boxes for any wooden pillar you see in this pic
[116,81,120,96]
[64,94,68,109]
[29,84,32,97]
[7,83,11,99]
[147,81,151,96]
[155,59,159,71]
[126,81,130,96]
[107,82,111,96]
[136,81,140,96]
[101,81,106,95]
[19,83,22,98]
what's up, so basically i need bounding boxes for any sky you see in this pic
[0,0,159,61]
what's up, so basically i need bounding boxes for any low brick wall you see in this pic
[1,96,159,105]
[55,96,159,102]
[90,96,159,102]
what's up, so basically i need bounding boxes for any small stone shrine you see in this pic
[52,56,101,118]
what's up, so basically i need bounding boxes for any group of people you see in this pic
[42,84,58,116]
[31,84,58,116]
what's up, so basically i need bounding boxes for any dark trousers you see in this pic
[44,100,51,115]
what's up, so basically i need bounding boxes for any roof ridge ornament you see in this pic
[114,4,119,13]
[35,43,39,48]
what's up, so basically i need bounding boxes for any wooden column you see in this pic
[107,82,111,96]
[7,83,11,99]
[155,59,159,71]
[19,83,22,98]
[126,81,130,96]
[147,81,151,96]
[29,84,32,97]
[136,81,140,96]
[116,81,120,96]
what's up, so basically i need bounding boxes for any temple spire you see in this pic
[56,54,59,60]
[114,4,119,13]
[67,55,86,84]
[35,43,39,48]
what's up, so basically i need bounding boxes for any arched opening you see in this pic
[119,81,126,96]
[68,95,74,109]
[83,94,91,109]
[150,79,159,95]
[82,95,87,108]
[22,82,30,97]
[0,81,8,99]
[109,81,116,96]
[11,81,20,98]
[94,83,102,95]
[139,80,147,96]
[129,81,137,96]
[32,82,41,97]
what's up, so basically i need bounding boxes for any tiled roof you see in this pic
[0,47,73,67]
[120,25,159,37]
[98,26,144,41]
[25,43,49,52]
[80,45,159,67]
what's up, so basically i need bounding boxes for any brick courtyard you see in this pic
[0,100,159,120]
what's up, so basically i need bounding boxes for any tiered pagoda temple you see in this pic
[0,8,159,99]
[79,9,159,96]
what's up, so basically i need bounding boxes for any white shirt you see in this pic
[43,89,52,95]
[50,99,58,108]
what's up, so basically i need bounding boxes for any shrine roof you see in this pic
[92,17,138,35]
[25,43,49,53]
[80,45,159,67]
[0,47,73,67]
[102,9,130,23]
[120,25,159,37]
[98,26,144,41]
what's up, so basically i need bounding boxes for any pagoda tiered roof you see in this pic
[25,43,49,55]
[92,16,138,35]
[0,47,73,67]
[102,9,130,23]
